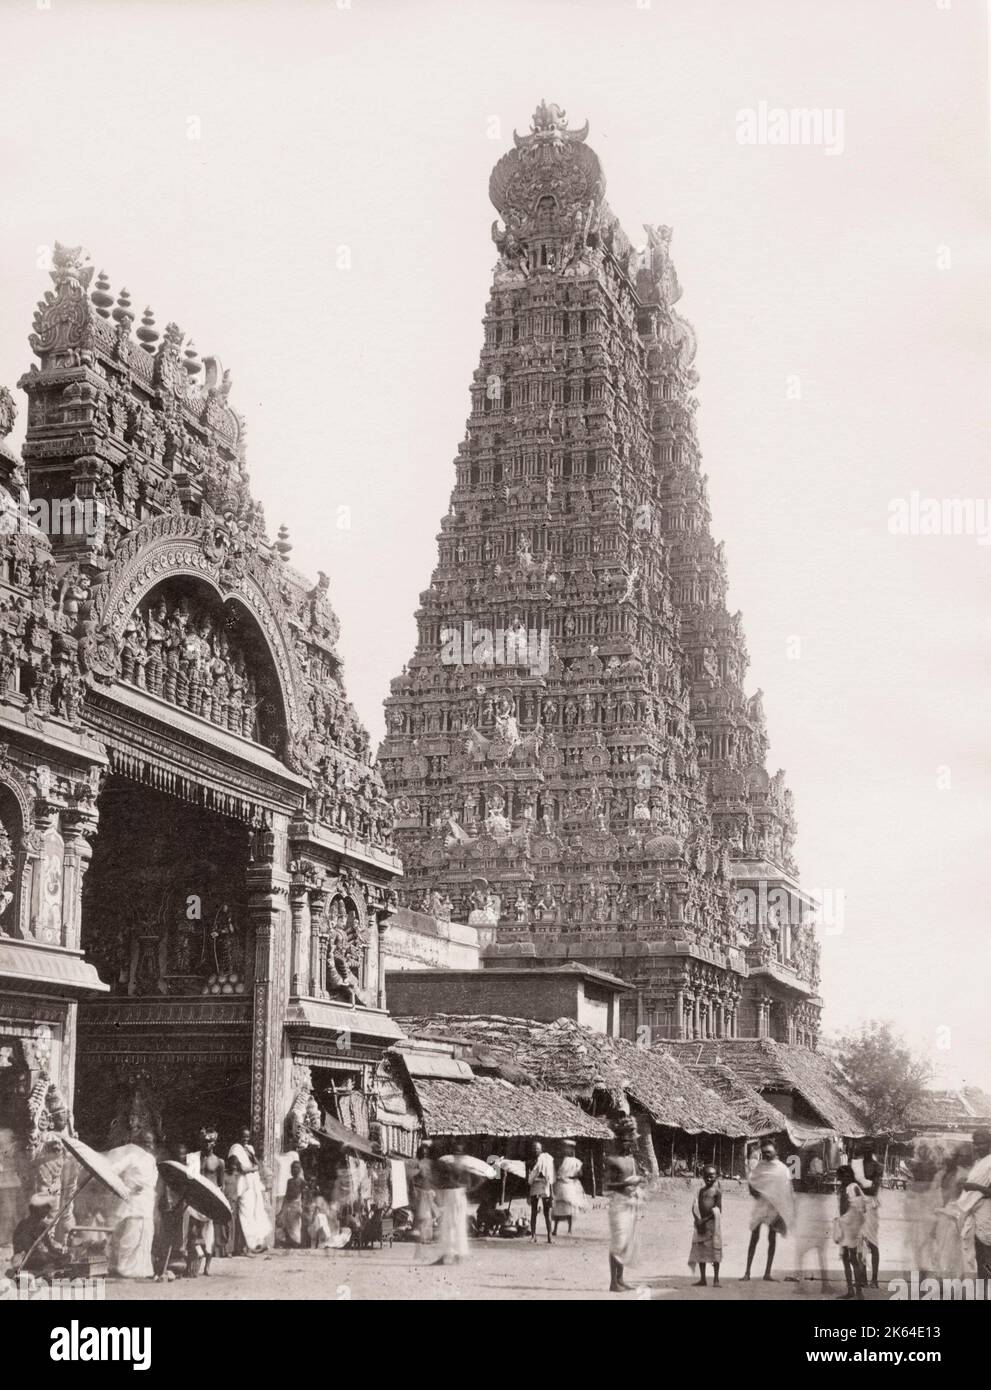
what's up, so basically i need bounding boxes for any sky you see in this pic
[0,0,988,1084]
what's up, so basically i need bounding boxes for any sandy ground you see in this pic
[101,1181,917,1302]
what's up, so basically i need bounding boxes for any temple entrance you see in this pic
[75,775,254,1149]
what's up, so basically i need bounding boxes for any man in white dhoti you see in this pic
[742,1141,794,1281]
[945,1128,991,1281]
[433,1141,470,1266]
[188,1128,223,1272]
[527,1141,555,1244]
[107,1131,158,1279]
[552,1139,586,1236]
[228,1127,271,1254]
[605,1120,644,1293]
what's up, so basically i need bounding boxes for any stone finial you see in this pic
[275,524,292,562]
[112,288,134,329]
[137,306,159,353]
[183,339,201,378]
[91,271,114,318]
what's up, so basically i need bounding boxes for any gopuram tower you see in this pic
[379,104,821,1046]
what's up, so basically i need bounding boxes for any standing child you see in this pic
[688,1165,723,1288]
[216,1157,240,1258]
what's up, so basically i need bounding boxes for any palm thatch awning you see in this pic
[410,1074,613,1141]
[663,1039,866,1138]
[395,1015,751,1137]
[678,1062,787,1138]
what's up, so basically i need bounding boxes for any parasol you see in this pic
[488,1156,526,1205]
[63,1135,130,1201]
[491,1158,526,1178]
[157,1160,232,1224]
[13,1134,130,1275]
[439,1154,497,1180]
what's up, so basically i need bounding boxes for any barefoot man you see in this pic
[743,1140,794,1282]
[606,1117,645,1293]
[688,1165,722,1288]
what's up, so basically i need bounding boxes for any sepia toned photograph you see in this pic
[0,0,987,1355]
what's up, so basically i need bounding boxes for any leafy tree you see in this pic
[836,1021,931,1137]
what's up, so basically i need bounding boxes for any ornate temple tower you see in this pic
[379,104,820,1046]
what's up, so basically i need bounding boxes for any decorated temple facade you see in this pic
[379,104,820,1048]
[0,245,401,1237]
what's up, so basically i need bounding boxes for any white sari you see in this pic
[105,1143,158,1279]
[228,1143,271,1251]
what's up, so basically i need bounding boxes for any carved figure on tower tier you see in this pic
[378,105,818,1046]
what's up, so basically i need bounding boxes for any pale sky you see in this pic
[0,0,988,1084]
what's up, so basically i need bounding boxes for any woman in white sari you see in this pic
[228,1129,272,1253]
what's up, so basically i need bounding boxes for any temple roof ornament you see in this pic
[50,242,95,292]
[490,100,604,250]
[513,100,590,149]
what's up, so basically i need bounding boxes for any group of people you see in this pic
[521,1140,589,1241]
[151,1127,272,1281]
[714,1140,882,1299]
[275,1155,382,1251]
[410,1137,590,1265]
[10,1123,272,1283]
[905,1128,991,1282]
[150,1126,271,1280]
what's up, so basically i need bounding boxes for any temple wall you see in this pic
[381,908,481,972]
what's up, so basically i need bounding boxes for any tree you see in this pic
[836,1021,931,1137]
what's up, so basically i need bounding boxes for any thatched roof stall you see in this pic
[680,1062,787,1140]
[409,1074,612,1141]
[663,1039,866,1141]
[384,1042,614,1196]
[394,1014,752,1148]
[904,1087,991,1138]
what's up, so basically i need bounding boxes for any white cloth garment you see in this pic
[105,1143,158,1279]
[748,1157,795,1233]
[527,1151,555,1198]
[228,1143,271,1251]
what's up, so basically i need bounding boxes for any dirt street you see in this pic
[104,1181,915,1302]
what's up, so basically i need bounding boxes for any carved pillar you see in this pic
[15,830,41,941]
[60,810,95,952]
[692,994,701,1040]
[674,987,685,1040]
[308,887,327,999]
[375,906,395,1011]
[247,815,290,1165]
[288,881,310,998]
